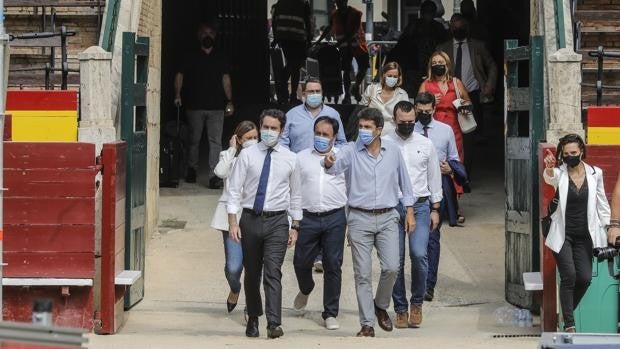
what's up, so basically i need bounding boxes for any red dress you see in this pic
[423,79,464,162]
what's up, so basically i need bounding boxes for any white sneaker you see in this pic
[325,317,339,330]
[293,292,309,312]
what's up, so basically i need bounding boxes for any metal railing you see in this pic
[582,46,620,106]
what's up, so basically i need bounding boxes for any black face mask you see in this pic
[431,64,446,77]
[201,36,215,49]
[417,111,432,126]
[453,28,468,40]
[563,155,581,168]
[397,123,415,137]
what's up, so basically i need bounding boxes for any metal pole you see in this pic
[396,0,401,32]
[597,46,604,106]
[364,0,373,42]
[0,0,10,320]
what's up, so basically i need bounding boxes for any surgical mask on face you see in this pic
[563,154,581,168]
[397,123,415,137]
[385,76,398,88]
[305,93,323,108]
[358,129,376,145]
[431,64,446,77]
[313,136,332,153]
[453,28,468,40]
[417,111,433,126]
[242,139,258,149]
[261,129,279,147]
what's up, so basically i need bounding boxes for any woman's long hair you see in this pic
[381,61,403,89]
[555,133,587,165]
[233,121,258,157]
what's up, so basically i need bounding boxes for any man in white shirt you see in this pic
[292,116,348,331]
[227,109,302,339]
[385,100,442,329]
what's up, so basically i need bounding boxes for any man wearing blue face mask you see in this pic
[281,78,347,153]
[292,116,348,330]
[322,107,416,337]
[227,109,302,339]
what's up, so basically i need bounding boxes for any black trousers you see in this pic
[554,233,593,328]
[341,48,369,97]
[240,211,289,327]
[278,40,307,102]
[293,208,347,319]
[462,89,482,180]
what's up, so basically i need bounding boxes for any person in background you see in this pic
[323,107,415,337]
[210,121,258,314]
[459,0,488,41]
[360,61,410,135]
[272,0,313,104]
[607,175,620,245]
[386,101,442,329]
[174,20,234,188]
[317,0,369,104]
[292,116,348,331]
[412,92,462,302]
[227,109,301,339]
[543,134,611,333]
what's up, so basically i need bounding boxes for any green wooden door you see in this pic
[121,32,149,308]
[504,36,545,308]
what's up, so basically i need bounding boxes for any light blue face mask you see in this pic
[261,129,279,147]
[385,76,398,88]
[358,129,376,145]
[305,93,323,108]
[314,135,332,153]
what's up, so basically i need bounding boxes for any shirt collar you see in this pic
[303,103,324,114]
[355,138,386,152]
[453,39,468,45]
[258,142,283,152]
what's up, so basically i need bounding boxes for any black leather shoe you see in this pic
[185,168,196,183]
[246,316,259,337]
[356,325,375,337]
[267,325,284,339]
[424,288,434,302]
[208,176,223,189]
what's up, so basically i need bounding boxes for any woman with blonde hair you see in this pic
[210,120,258,313]
[360,61,410,134]
[419,51,470,163]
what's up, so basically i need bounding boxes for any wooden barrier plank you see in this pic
[587,127,620,145]
[6,90,78,111]
[4,225,94,253]
[3,252,94,278]
[3,114,11,141]
[4,169,96,198]
[587,106,620,127]
[11,116,78,142]
[3,142,95,169]
[4,197,95,225]
[8,110,78,117]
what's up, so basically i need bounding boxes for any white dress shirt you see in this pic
[227,142,302,220]
[360,83,410,135]
[383,132,443,204]
[296,147,347,212]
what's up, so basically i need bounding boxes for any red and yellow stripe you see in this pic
[587,107,620,145]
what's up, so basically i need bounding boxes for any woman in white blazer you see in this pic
[543,134,611,332]
[210,121,258,313]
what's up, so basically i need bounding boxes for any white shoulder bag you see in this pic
[452,78,477,134]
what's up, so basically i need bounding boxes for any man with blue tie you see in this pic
[227,109,302,339]
[323,107,416,337]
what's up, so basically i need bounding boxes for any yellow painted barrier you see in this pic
[587,127,620,145]
[8,110,78,141]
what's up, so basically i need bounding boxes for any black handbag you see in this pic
[541,190,560,238]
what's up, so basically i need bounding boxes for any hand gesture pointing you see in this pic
[543,149,556,169]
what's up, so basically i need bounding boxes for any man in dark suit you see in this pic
[437,14,497,178]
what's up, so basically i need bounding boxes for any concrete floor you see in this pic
[89,134,542,348]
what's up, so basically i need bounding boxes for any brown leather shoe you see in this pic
[409,304,423,328]
[374,303,393,332]
[395,312,409,329]
[356,325,375,337]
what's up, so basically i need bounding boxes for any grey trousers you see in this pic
[240,211,289,327]
[347,208,400,327]
[186,109,224,174]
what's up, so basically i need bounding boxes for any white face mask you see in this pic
[385,76,399,88]
[261,129,279,147]
[242,139,258,148]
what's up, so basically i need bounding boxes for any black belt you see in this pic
[243,208,286,217]
[303,207,344,217]
[350,207,394,214]
[416,196,429,203]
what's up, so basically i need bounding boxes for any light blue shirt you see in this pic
[413,118,460,162]
[323,139,415,209]
[280,104,347,153]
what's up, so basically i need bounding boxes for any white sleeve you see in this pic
[213,147,236,179]
[226,151,248,214]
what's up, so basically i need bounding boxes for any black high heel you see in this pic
[227,292,238,313]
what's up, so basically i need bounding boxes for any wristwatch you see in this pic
[291,224,300,231]
[431,207,441,213]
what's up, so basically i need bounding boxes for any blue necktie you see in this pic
[253,148,273,214]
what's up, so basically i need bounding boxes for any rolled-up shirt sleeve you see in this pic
[397,151,415,206]
[226,151,247,214]
[288,159,303,221]
[428,145,443,204]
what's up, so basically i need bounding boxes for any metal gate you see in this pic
[121,32,149,308]
[504,37,545,308]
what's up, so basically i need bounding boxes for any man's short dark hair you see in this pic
[393,100,415,118]
[303,77,322,91]
[415,92,436,107]
[314,116,339,135]
[260,109,286,128]
[199,19,219,32]
[358,107,384,128]
[420,0,438,16]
